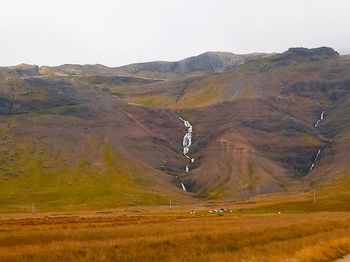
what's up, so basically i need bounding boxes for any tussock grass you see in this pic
[0,212,350,261]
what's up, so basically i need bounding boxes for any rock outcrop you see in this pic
[0,64,40,77]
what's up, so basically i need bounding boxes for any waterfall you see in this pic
[308,149,321,174]
[314,110,325,128]
[179,116,194,192]
[180,117,194,170]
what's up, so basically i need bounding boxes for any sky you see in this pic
[0,0,349,66]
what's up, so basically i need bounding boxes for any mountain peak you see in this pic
[118,51,270,76]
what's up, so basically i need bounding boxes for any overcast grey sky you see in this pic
[1,0,349,66]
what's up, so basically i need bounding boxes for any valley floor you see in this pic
[0,207,350,261]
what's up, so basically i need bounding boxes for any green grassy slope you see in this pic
[0,141,186,213]
[0,138,175,212]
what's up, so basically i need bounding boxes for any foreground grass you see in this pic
[0,211,350,261]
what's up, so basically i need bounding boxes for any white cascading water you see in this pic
[179,117,195,191]
[308,149,321,174]
[309,110,326,174]
[314,110,325,128]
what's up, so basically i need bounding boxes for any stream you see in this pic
[308,110,326,174]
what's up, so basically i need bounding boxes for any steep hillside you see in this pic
[0,75,190,212]
[1,47,350,210]
[111,47,350,199]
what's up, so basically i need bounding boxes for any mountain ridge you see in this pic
[38,51,272,79]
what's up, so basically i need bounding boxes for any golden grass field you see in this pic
[1,204,350,262]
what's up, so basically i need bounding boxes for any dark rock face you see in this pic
[0,97,14,114]
[19,77,81,107]
[264,47,339,68]
[285,47,338,58]
[277,47,339,62]
[0,77,82,115]
[282,80,350,103]
[0,64,40,77]
[14,64,40,77]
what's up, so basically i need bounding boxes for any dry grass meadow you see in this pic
[1,205,350,262]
